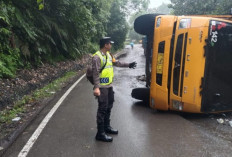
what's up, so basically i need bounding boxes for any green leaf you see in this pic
[39,4,44,10]
[37,0,43,4]
[61,40,68,51]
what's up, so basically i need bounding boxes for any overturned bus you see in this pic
[132,14,232,113]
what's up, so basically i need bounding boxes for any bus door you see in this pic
[169,18,190,111]
[150,15,177,111]
[180,18,209,113]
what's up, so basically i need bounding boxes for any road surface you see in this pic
[3,45,232,157]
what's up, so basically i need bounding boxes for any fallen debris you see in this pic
[12,117,21,122]
[229,121,232,127]
[136,75,146,82]
[217,118,224,124]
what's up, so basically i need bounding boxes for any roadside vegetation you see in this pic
[0,0,149,79]
[0,71,76,124]
[0,0,149,123]
[168,0,232,15]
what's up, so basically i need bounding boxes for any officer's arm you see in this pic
[92,56,101,89]
[112,56,129,67]
[113,59,137,69]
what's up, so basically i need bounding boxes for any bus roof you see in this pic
[184,15,232,21]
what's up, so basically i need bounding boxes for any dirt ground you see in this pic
[0,55,91,110]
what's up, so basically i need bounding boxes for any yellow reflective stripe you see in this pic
[93,51,103,66]
[104,65,113,69]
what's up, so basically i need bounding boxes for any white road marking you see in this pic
[18,74,86,157]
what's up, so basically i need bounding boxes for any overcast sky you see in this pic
[149,0,171,8]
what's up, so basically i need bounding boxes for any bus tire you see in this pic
[134,14,161,35]
[131,88,150,103]
[156,109,165,113]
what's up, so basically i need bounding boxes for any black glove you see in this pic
[129,62,137,69]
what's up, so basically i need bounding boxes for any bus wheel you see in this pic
[131,88,150,103]
[134,14,161,35]
[156,109,165,113]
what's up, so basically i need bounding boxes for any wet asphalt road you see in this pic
[3,45,232,157]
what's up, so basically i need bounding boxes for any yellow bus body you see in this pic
[147,15,232,113]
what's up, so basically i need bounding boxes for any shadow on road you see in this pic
[132,101,149,108]
[131,100,227,121]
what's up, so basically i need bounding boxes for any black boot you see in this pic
[95,125,113,142]
[105,120,118,134]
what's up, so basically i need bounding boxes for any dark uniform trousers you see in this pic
[97,87,114,127]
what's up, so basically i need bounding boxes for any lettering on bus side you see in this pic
[210,21,227,46]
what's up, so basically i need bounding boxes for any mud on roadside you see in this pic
[0,55,92,110]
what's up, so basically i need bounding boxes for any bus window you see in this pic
[156,41,165,85]
[173,34,184,95]
[202,21,232,112]
[179,19,191,29]
[156,17,161,28]
[180,33,188,97]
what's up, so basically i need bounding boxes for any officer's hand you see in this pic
[94,88,100,96]
[129,62,137,69]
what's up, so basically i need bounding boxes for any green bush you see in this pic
[0,60,14,78]
[0,0,149,78]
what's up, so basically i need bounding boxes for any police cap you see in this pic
[100,37,114,46]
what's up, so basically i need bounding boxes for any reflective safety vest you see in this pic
[93,51,114,86]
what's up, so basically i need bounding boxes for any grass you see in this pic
[0,71,77,124]
[0,107,24,124]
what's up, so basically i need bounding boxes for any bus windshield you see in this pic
[202,20,232,112]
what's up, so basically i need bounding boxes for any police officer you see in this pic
[92,37,137,142]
